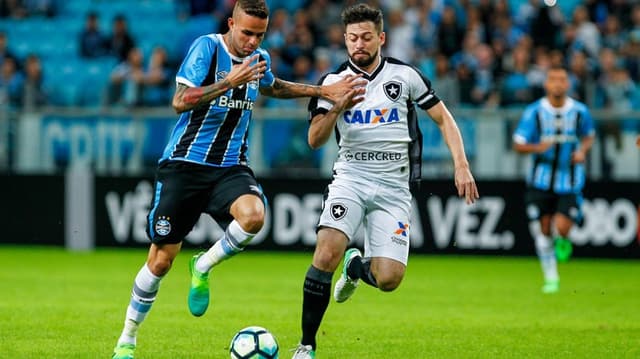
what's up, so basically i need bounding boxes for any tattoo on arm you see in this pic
[173,80,231,112]
[263,78,320,99]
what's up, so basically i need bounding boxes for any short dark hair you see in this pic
[234,0,269,19]
[341,3,383,33]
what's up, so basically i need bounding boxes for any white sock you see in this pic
[534,234,558,281]
[195,220,256,273]
[117,264,162,346]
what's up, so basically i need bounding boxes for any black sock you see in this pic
[300,265,333,350]
[347,257,378,287]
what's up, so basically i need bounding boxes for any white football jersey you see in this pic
[309,57,440,186]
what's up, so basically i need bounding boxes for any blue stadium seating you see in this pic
[4,0,588,109]
[4,0,210,107]
[78,58,118,107]
[507,0,581,18]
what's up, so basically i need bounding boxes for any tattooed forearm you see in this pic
[172,81,232,113]
[261,78,321,99]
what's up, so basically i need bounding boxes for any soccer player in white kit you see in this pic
[291,4,479,358]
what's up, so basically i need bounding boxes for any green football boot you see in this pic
[188,252,210,317]
[112,343,135,359]
[554,236,573,262]
[542,279,560,294]
[333,248,362,303]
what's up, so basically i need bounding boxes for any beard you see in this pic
[349,50,378,68]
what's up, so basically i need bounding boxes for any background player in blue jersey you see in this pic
[292,4,478,358]
[513,66,595,294]
[111,1,365,358]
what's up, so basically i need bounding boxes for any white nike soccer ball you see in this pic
[229,326,279,359]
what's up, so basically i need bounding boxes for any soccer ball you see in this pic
[229,326,279,359]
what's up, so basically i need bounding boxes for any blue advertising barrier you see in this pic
[15,113,475,174]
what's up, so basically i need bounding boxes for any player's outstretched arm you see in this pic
[513,140,554,154]
[172,54,267,113]
[172,83,231,113]
[426,101,479,204]
[260,74,365,101]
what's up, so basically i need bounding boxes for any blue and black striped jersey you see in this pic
[160,34,275,167]
[513,97,595,194]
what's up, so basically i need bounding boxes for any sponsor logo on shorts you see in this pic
[391,221,409,246]
[392,236,408,246]
[343,151,402,162]
[155,217,171,236]
[330,203,348,220]
[394,221,410,236]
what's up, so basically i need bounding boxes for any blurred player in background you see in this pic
[513,66,595,294]
[291,4,479,358]
[110,1,365,358]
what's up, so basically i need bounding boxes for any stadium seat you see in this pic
[48,82,80,106]
[176,15,220,58]
[60,0,92,17]
[77,58,118,107]
[43,59,90,106]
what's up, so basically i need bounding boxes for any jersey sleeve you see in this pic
[256,48,276,88]
[307,73,340,121]
[176,35,216,87]
[578,104,596,138]
[513,105,539,144]
[408,66,440,110]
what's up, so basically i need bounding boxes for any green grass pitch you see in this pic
[0,246,639,358]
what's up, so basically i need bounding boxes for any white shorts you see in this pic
[318,176,412,265]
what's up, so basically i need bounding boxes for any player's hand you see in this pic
[536,140,554,153]
[571,149,586,163]
[226,54,266,88]
[454,166,479,205]
[636,135,640,148]
[331,88,363,112]
[322,74,367,103]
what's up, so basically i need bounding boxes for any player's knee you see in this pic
[377,278,401,292]
[375,273,403,292]
[236,211,265,233]
[313,248,343,272]
[148,257,173,276]
[556,224,572,237]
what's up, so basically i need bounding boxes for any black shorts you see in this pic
[524,188,581,222]
[146,161,264,244]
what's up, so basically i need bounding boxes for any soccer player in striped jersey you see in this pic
[513,66,595,294]
[292,4,479,358]
[111,1,365,358]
